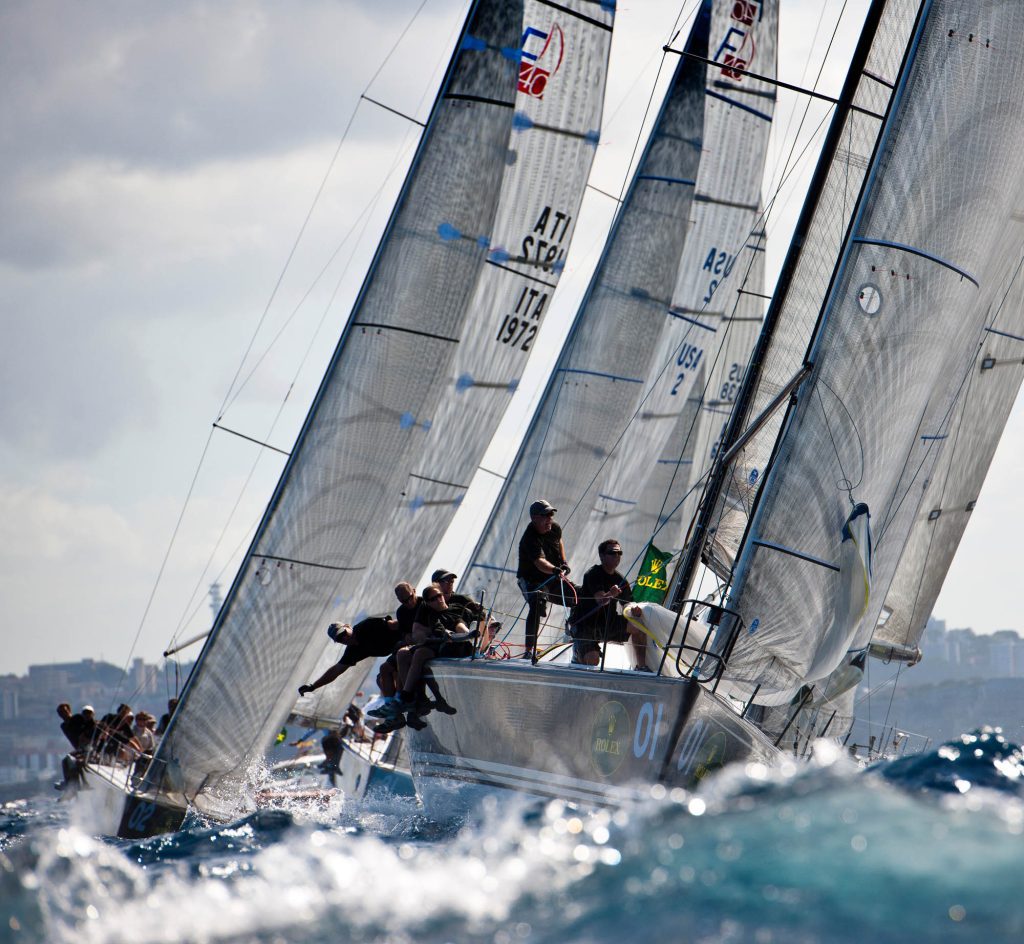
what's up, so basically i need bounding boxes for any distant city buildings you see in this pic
[0,657,192,795]
[905,618,1024,685]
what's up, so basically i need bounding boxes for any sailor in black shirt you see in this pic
[297,615,402,697]
[516,498,575,661]
[570,539,649,669]
[394,581,420,640]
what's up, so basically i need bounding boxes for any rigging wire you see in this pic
[111,0,450,682]
[216,0,434,419]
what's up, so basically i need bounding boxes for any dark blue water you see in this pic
[2,729,1022,944]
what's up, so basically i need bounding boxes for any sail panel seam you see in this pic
[485,258,558,287]
[984,326,1024,343]
[636,174,697,186]
[694,192,759,211]
[557,367,643,383]
[705,89,772,122]
[751,539,840,572]
[256,554,365,573]
[444,93,516,108]
[667,309,719,331]
[409,473,470,490]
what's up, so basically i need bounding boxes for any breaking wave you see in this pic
[3,730,1023,944]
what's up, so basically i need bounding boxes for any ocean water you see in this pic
[2,729,1022,944]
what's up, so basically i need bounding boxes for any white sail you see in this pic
[295,0,614,727]
[464,0,779,642]
[701,1,923,582]
[142,0,525,811]
[722,0,1024,703]
[571,0,777,571]
[871,263,1024,658]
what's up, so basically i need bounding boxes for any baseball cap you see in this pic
[529,499,557,516]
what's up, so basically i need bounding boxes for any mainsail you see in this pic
[714,0,1024,705]
[294,0,614,728]
[143,0,525,811]
[462,3,711,634]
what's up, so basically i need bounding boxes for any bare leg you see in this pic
[396,647,413,690]
[377,662,398,698]
[402,649,435,695]
[629,627,648,669]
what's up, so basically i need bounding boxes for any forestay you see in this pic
[463,3,711,637]
[723,0,1024,704]
[295,0,613,728]
[143,0,524,809]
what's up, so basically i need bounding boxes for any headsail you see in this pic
[142,0,525,812]
[718,0,1024,704]
[871,261,1024,660]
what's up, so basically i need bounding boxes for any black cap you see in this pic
[431,569,457,583]
[529,499,556,517]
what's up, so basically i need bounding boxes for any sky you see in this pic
[2,0,1022,678]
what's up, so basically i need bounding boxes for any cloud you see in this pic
[0,1,438,176]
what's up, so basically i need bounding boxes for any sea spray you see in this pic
[1,733,1023,944]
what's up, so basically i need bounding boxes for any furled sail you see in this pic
[870,262,1024,659]
[720,0,1024,704]
[142,0,524,812]
[571,0,777,569]
[462,3,712,637]
[294,0,614,728]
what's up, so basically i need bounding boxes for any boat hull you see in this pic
[405,659,778,815]
[73,763,187,839]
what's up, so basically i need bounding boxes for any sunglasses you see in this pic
[602,549,622,556]
[396,592,412,602]
[425,594,443,602]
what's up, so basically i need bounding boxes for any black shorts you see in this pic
[571,612,630,660]
[416,637,474,659]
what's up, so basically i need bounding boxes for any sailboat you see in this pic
[401,0,1024,811]
[78,0,615,838]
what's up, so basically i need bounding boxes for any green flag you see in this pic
[275,726,288,745]
[633,543,673,603]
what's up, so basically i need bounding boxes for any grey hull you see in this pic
[405,658,778,815]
